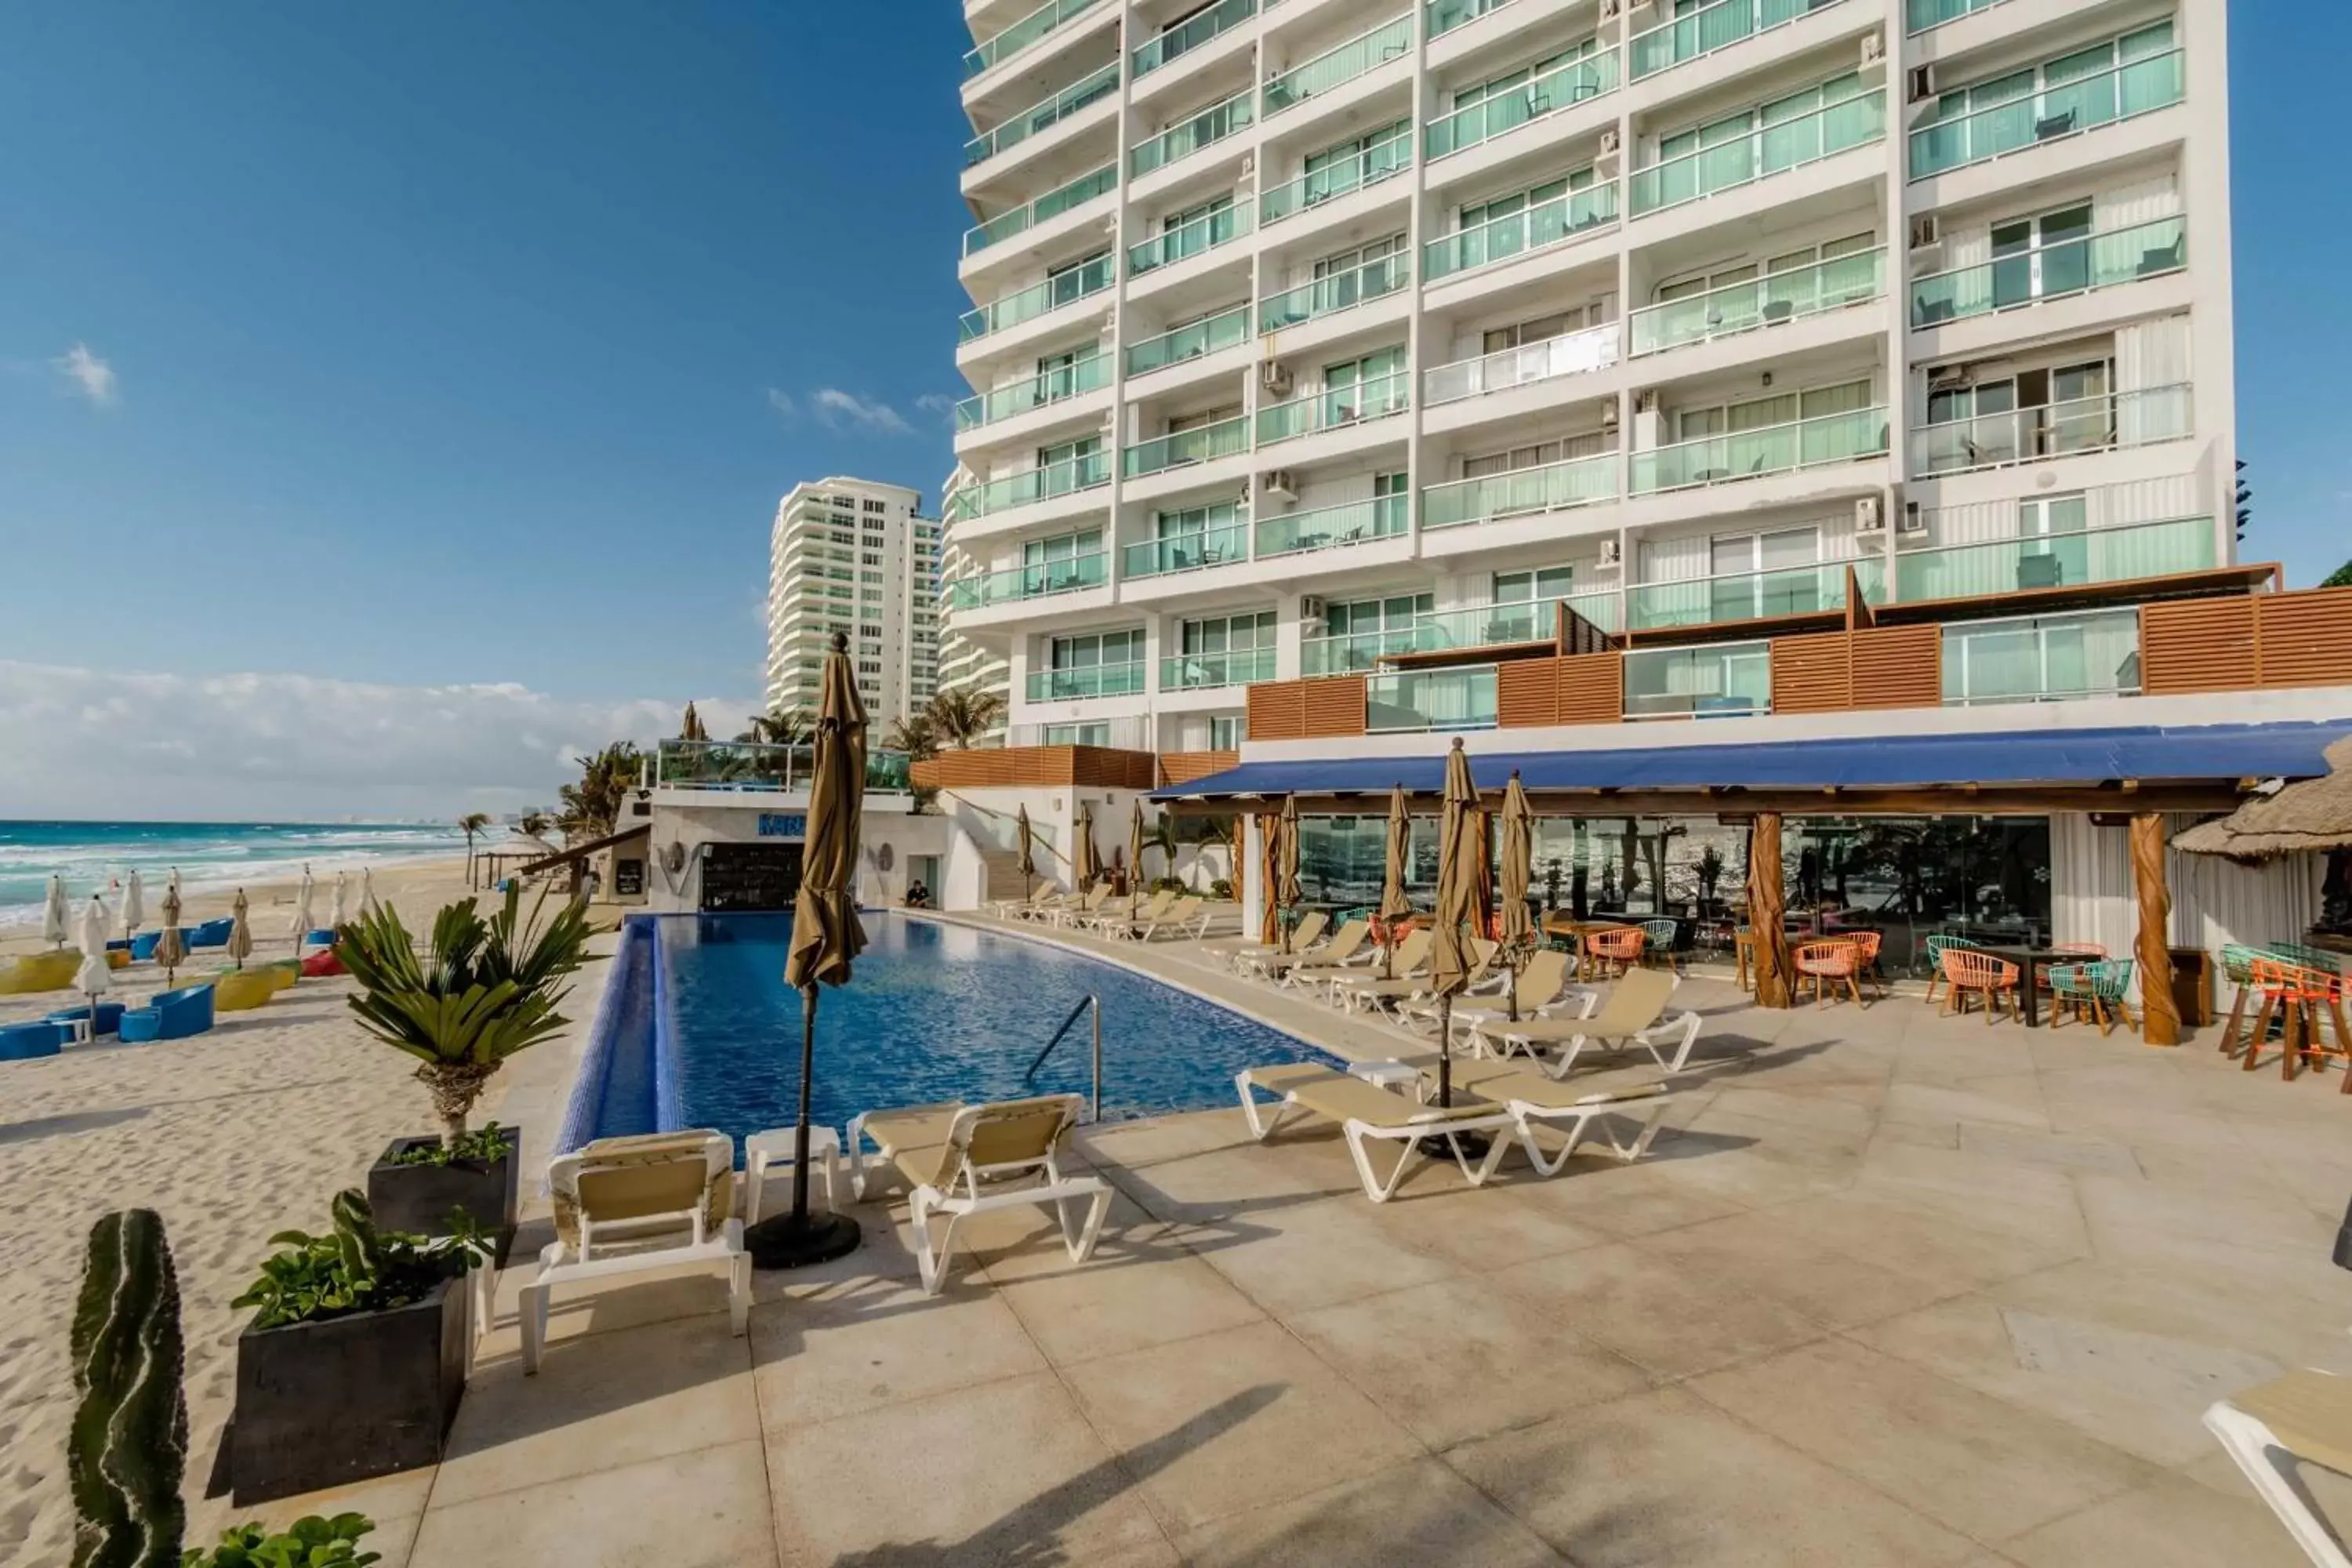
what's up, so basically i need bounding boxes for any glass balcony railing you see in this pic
[1906,0,2004,32]
[1627,561,1880,631]
[1412,593,1622,651]
[964,0,1107,79]
[1264,16,1414,115]
[1894,516,2216,601]
[949,451,1111,520]
[1910,217,2184,328]
[1256,370,1410,446]
[1129,203,1252,274]
[1425,183,1617,281]
[1624,642,1773,719]
[958,255,1115,343]
[1632,89,1885,215]
[953,351,1111,433]
[1026,660,1145,701]
[1259,129,1414,226]
[1367,666,1500,733]
[1428,0,1516,38]
[1942,609,2141,706]
[1302,623,1418,676]
[1257,492,1410,561]
[1421,452,1617,528]
[1631,248,1884,356]
[1909,385,2191,476]
[1632,405,1887,494]
[1259,253,1411,332]
[1123,412,1251,478]
[1124,305,1251,376]
[964,62,1121,168]
[1131,89,1254,177]
[964,163,1118,258]
[1427,49,1621,159]
[1630,0,1844,79]
[1161,646,1277,690]
[1134,0,1256,77]
[1123,522,1251,577]
[1425,322,1618,405]
[943,552,1109,609]
[658,739,913,793]
[1909,50,2183,180]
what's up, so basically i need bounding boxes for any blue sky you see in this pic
[0,2,2343,815]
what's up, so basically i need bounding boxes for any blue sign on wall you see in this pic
[757,813,807,839]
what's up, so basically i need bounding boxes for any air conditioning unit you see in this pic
[1599,0,1622,20]
[1908,214,1939,251]
[1907,64,1935,103]
[1859,32,1886,74]
[1597,538,1623,568]
[1259,361,1294,397]
[1262,470,1299,502]
[1600,402,1621,429]
[1598,126,1622,162]
[1298,594,1327,630]
[1899,501,1930,537]
[1635,388,1661,415]
[1239,154,1255,180]
[1854,494,1885,534]
[1928,364,1969,391]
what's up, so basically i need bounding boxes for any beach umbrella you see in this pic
[1014,804,1036,907]
[1429,739,1483,1108]
[156,884,186,987]
[1128,800,1146,924]
[1073,802,1098,895]
[42,874,68,949]
[1498,771,1537,1021]
[1379,784,1413,980]
[227,888,254,970]
[330,870,350,930]
[1276,795,1301,954]
[73,895,113,1010]
[289,864,316,956]
[122,870,145,940]
[760,630,868,1268]
[1470,811,1496,942]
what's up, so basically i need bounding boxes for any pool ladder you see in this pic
[1022,993,1102,1123]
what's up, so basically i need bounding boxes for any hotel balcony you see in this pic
[1258,253,1412,336]
[1131,0,1258,93]
[1025,659,1145,702]
[942,551,1109,615]
[953,349,1112,443]
[1941,608,2142,706]
[1122,519,1251,580]
[961,60,1121,191]
[1892,516,2220,604]
[1367,666,1500,732]
[1128,88,1254,198]
[1260,16,1414,126]
[1161,646,1277,692]
[1626,560,1871,633]
[1254,371,1410,463]
[1629,247,1886,359]
[946,451,1111,537]
[956,256,1115,365]
[1422,322,1620,434]
[1628,0,1850,83]
[1908,216,2187,345]
[1254,492,1410,565]
[1628,88,1886,241]
[1630,405,1888,495]
[1127,204,1254,300]
[1422,183,1620,294]
[1420,452,1617,543]
[1257,126,1413,238]
[1425,46,1621,180]
[1122,412,1251,483]
[960,163,1117,282]
[1904,0,2002,34]
[964,0,1112,90]
[1907,49,2185,184]
[1907,384,2190,478]
[1123,306,1253,386]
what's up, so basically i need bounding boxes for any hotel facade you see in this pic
[767,477,944,734]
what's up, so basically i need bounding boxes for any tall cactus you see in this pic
[69,1208,188,1568]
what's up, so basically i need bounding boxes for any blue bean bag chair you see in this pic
[187,919,235,950]
[137,983,216,1040]
[106,938,133,953]
[304,928,339,947]
[0,1020,66,1060]
[46,1002,128,1038]
[130,931,164,961]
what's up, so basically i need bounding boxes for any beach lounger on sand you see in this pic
[1467,968,1701,1078]
[849,1094,1111,1295]
[525,1130,749,1374]
[2205,1370,2352,1566]
[1235,1062,1519,1203]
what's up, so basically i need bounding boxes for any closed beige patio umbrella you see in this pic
[1073,802,1098,894]
[1429,739,1482,1108]
[1127,800,1147,924]
[1277,794,1302,953]
[1015,804,1036,906]
[1499,771,1537,1021]
[155,885,187,988]
[227,889,254,971]
[1379,783,1413,980]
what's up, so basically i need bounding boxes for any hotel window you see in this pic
[1653,231,1875,310]
[1208,715,1244,750]
[1707,524,1823,621]
[1652,71,1869,207]
[1159,193,1236,262]
[1302,121,1411,196]
[863,499,885,512]
[1038,432,1103,485]
[1180,610,1275,656]
[1448,38,1599,115]
[1325,593,1432,670]
[1042,723,1112,746]
[1323,347,1408,420]
[1675,376,1871,441]
[1922,361,2109,463]
[1462,433,1608,478]
[1046,249,1112,309]
[1457,168,1597,232]
[1480,301,1608,354]
[1048,628,1142,677]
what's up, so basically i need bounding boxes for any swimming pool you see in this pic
[561,913,1334,1153]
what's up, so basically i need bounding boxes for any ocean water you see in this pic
[0,820,469,927]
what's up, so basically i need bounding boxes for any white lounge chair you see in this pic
[1235,913,1348,979]
[848,1093,1112,1295]
[524,1130,749,1374]
[1364,938,1503,1022]
[1360,1056,1677,1176]
[1050,886,1113,929]
[1203,909,1323,965]
[1086,888,1175,938]
[2205,1369,2352,1567]
[1235,1062,1519,1203]
[1255,919,1373,984]
[1421,949,1585,1040]
[1467,967,1702,1079]
[1319,930,1432,1007]
[1134,895,1205,941]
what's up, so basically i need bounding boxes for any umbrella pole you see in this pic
[1438,994,1453,1109]
[748,982,862,1268]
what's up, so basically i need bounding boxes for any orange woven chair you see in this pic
[2244,959,2352,1091]
[1793,939,1864,1007]
[1939,947,2020,1024]
[1847,931,1886,1000]
[1581,926,1646,979]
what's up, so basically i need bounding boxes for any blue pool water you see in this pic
[573,913,1333,1151]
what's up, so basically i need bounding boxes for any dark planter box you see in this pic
[368,1132,521,1267]
[230,1270,467,1505]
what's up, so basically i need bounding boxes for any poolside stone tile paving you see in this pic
[189,919,2352,1566]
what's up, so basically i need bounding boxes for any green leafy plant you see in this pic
[71,1209,188,1568]
[337,886,590,1147]
[455,812,492,889]
[557,741,644,841]
[923,685,1007,750]
[232,1190,489,1331]
[382,1121,514,1168]
[1210,877,1234,899]
[183,1515,378,1568]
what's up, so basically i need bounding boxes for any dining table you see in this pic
[1974,944,2079,1027]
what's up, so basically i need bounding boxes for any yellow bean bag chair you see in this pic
[260,960,299,993]
[0,951,81,994]
[215,970,278,1012]
[107,950,131,971]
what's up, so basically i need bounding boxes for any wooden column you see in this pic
[1748,813,1794,1009]
[1255,813,1280,946]
[2132,811,2181,1046]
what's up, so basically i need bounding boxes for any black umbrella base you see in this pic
[746,1210,862,1269]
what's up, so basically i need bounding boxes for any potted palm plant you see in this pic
[339,886,591,1265]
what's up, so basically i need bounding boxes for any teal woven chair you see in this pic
[1922,933,1982,1006]
[2050,960,2136,1036]
[1639,918,1682,975]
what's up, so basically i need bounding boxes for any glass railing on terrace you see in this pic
[1259,129,1414,225]
[1632,405,1887,493]
[965,0,1106,79]
[949,451,1111,519]
[1302,623,1419,676]
[1026,660,1145,701]
[1631,248,1884,356]
[1942,609,2141,706]
[1422,452,1617,528]
[1425,323,1618,405]
[955,352,1112,432]
[1131,89,1254,177]
[1257,492,1410,561]
[1414,593,1622,650]
[1134,0,1255,77]
[1908,50,2183,180]
[943,551,1109,609]
[1263,16,1414,115]
[1624,642,1773,719]
[964,163,1118,258]
[1129,204,1251,274]
[1908,385,2190,476]
[1895,516,2215,601]
[1123,522,1251,577]
[1906,0,2004,32]
[1161,646,1277,690]
[1632,89,1885,215]
[1428,49,1621,159]
[1259,253,1411,331]
[1367,666,1500,733]
[1123,413,1251,478]
[1256,370,1410,445]
[1631,0,1843,79]
[958,256,1114,343]
[1425,183,1617,281]
[657,739,914,794]
[1428,0,1515,38]
[1627,560,1882,631]
[964,62,1121,167]
[1909,217,2184,328]
[1125,306,1251,376]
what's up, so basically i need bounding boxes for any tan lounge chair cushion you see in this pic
[557,1131,732,1249]
[1256,1065,1499,1130]
[874,1096,1079,1191]
[2230,1370,2352,1478]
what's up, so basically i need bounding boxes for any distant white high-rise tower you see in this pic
[764,477,941,734]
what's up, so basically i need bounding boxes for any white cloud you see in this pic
[914,393,959,426]
[53,343,118,407]
[766,387,795,419]
[808,387,912,436]
[0,662,756,819]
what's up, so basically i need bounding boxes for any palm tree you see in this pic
[456,811,492,889]
[518,810,552,841]
[883,713,939,761]
[557,742,642,842]
[736,708,810,747]
[924,686,1007,750]
[680,702,707,742]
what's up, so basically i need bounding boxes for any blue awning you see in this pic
[1151,721,2351,801]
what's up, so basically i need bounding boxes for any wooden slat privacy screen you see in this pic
[911,746,1157,791]
[1496,660,1559,728]
[1769,632,1853,714]
[1555,653,1624,727]
[2139,599,2259,694]
[1157,750,1238,786]
[1299,675,1369,738]
[1246,681,1308,741]
[2254,587,2352,688]
[1849,625,1941,710]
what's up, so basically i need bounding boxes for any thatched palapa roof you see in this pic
[2174,735,2352,862]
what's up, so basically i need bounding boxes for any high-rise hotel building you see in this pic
[767,477,942,732]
